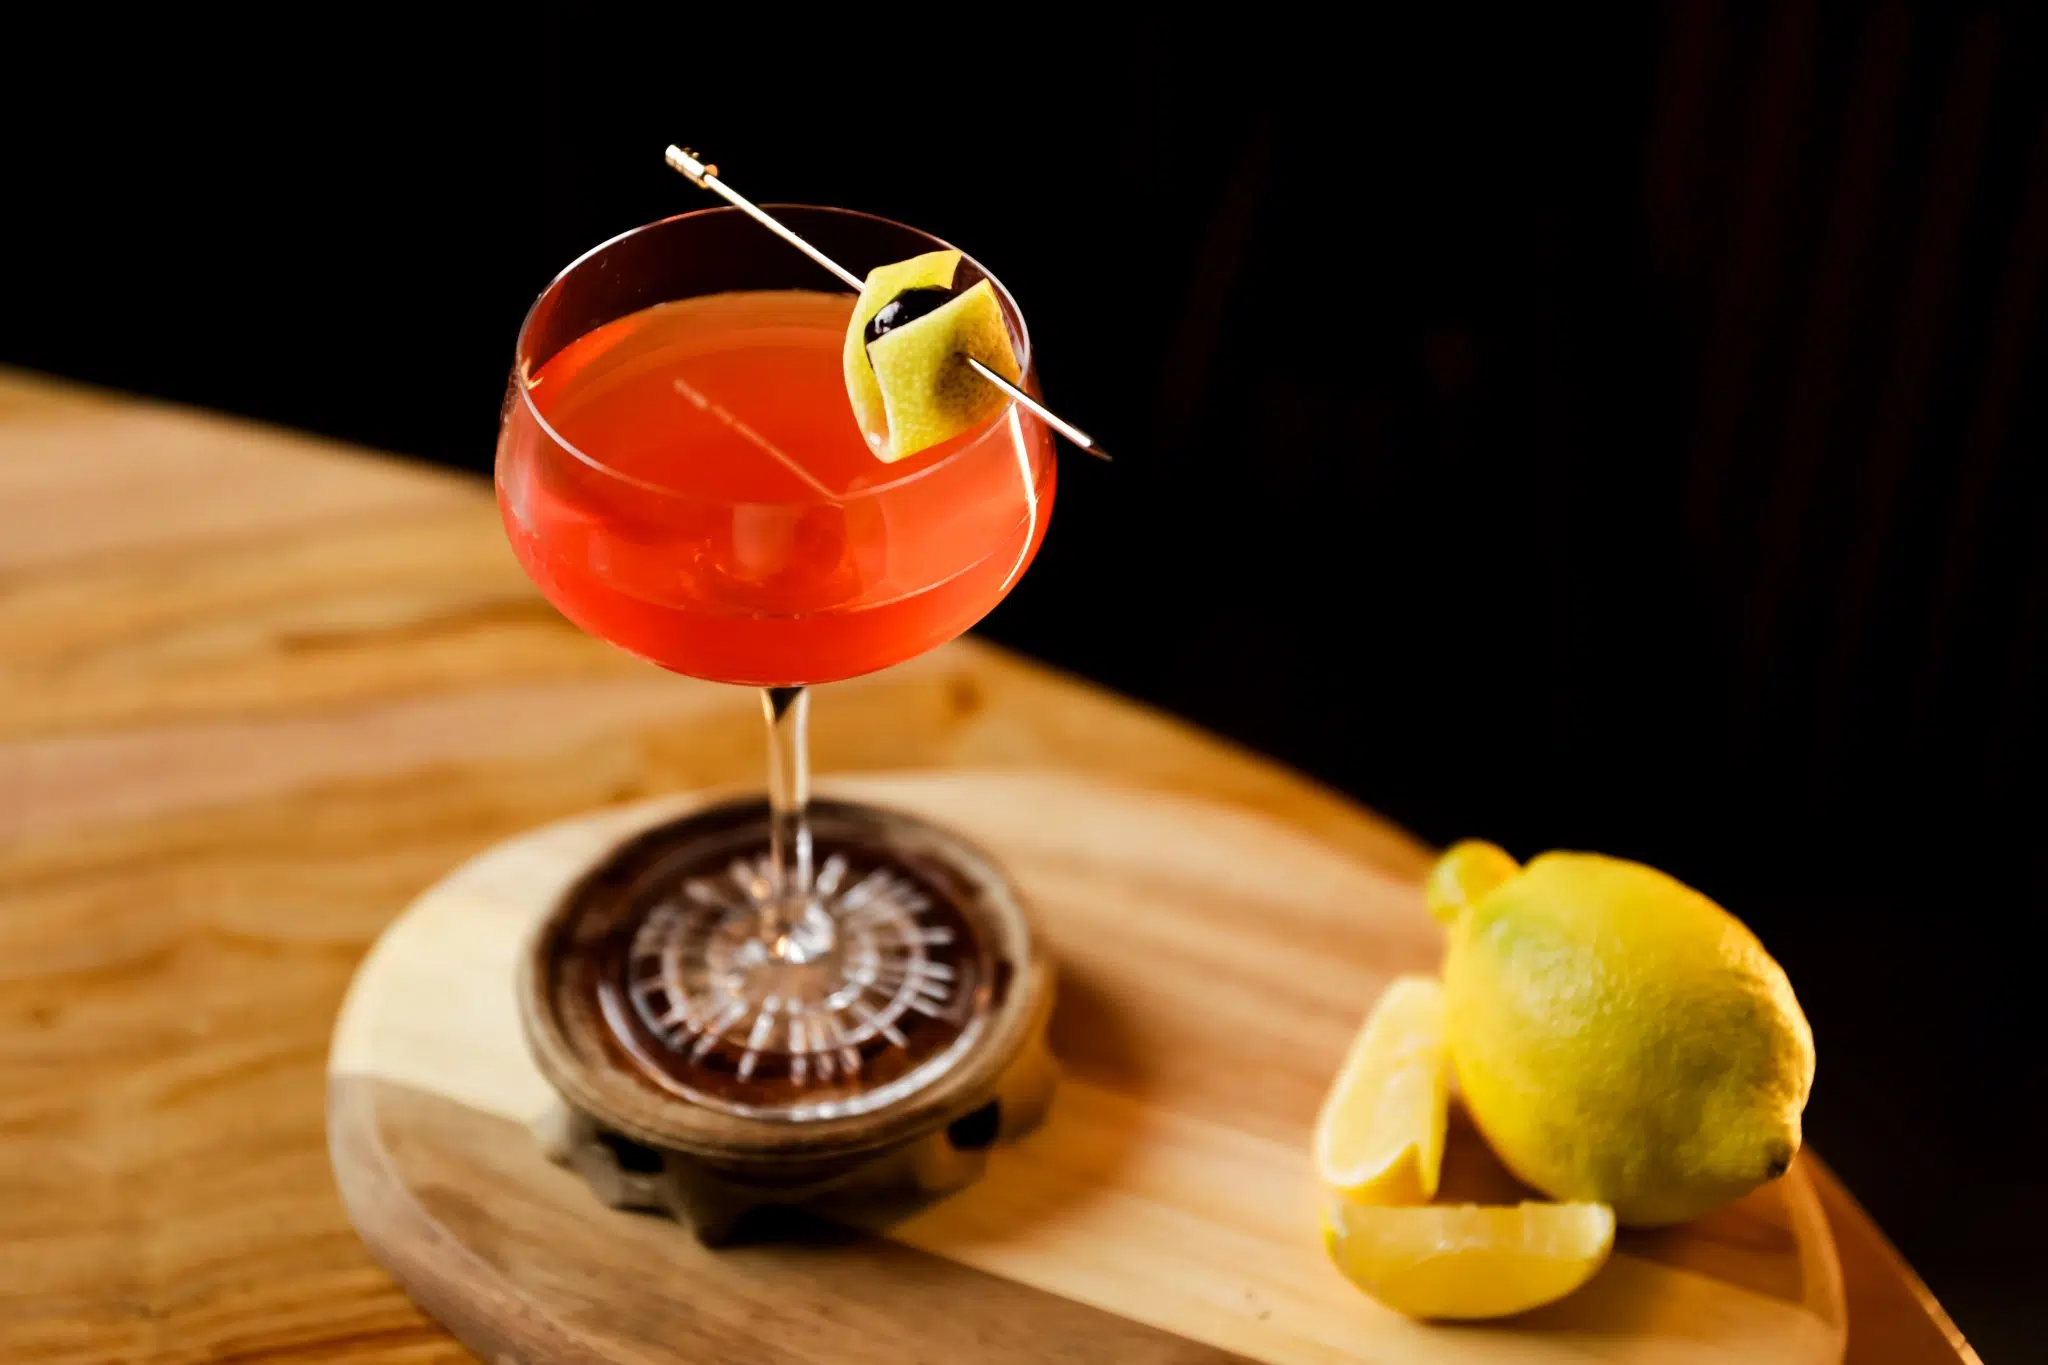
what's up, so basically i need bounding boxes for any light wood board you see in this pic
[329,770,1846,1365]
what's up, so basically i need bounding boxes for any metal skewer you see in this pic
[666,145,1112,461]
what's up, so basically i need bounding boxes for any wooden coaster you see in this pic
[328,770,1846,1365]
[519,793,1059,1242]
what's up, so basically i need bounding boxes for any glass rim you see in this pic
[510,203,1036,502]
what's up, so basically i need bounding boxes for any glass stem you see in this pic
[761,686,814,938]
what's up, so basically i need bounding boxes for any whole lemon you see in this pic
[1428,841,1814,1227]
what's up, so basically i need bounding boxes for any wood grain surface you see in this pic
[0,368,1981,1362]
[333,773,1845,1364]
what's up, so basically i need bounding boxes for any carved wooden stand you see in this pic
[515,796,1058,1244]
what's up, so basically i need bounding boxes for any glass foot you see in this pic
[609,808,994,1121]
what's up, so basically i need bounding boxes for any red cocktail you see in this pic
[497,213,1054,687]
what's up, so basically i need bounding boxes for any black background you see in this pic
[6,4,2045,1354]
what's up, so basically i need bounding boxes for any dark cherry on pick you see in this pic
[863,287,956,348]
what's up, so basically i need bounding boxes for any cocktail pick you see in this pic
[666,145,1112,462]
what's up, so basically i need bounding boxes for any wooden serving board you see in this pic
[328,769,1845,1365]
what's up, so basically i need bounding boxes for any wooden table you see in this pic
[0,369,1979,1363]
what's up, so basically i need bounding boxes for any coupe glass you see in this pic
[496,207,1055,1120]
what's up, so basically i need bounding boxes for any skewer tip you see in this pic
[664,145,718,187]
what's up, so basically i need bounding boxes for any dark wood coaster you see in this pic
[518,793,1056,1241]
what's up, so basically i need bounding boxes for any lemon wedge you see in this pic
[1322,1200,1616,1320]
[1313,975,1449,1204]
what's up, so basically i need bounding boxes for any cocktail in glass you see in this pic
[496,206,1056,1139]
